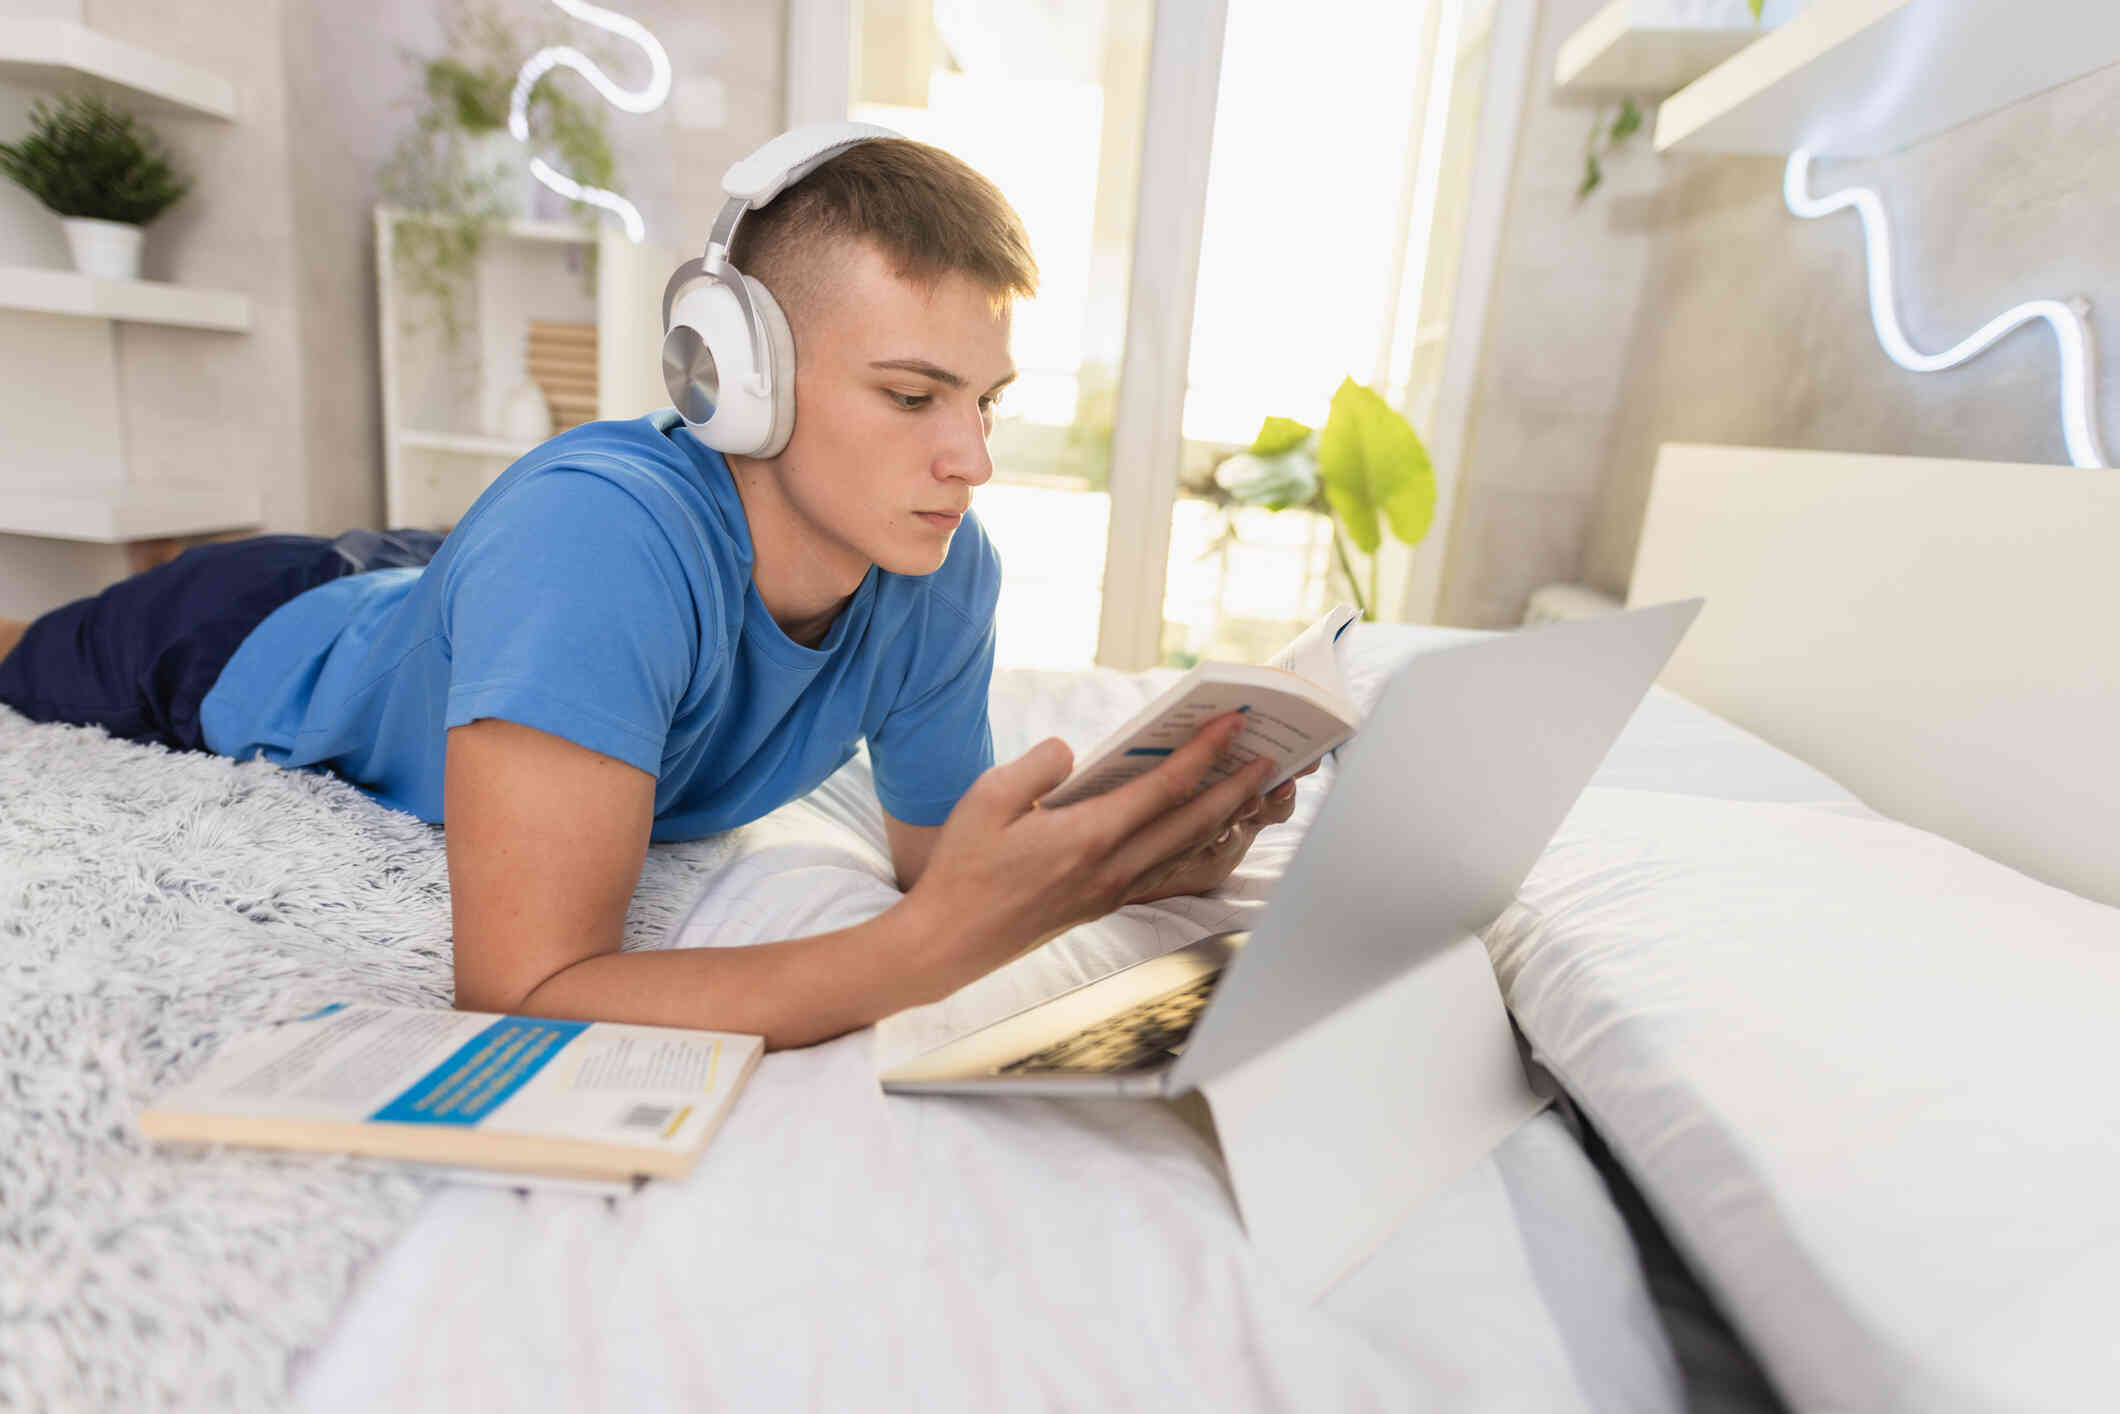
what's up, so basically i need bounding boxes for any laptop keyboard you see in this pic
[998,972,1222,1074]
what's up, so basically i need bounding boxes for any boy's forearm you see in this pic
[510,900,949,1050]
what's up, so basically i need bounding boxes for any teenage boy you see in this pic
[0,134,1299,1048]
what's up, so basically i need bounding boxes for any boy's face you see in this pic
[772,239,1015,580]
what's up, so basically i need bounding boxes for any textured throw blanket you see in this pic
[0,707,738,1411]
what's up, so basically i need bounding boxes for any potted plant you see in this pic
[0,92,189,282]
[381,2,619,342]
[1193,378,1437,621]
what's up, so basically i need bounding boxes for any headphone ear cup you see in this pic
[745,276,797,460]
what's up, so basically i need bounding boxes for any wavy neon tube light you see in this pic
[508,0,672,243]
[1784,149,2107,469]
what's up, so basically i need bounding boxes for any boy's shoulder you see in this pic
[452,414,729,559]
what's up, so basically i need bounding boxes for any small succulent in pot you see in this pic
[0,92,190,280]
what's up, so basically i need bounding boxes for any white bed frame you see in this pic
[1627,443,2120,908]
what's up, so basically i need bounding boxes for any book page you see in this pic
[1267,602,1361,698]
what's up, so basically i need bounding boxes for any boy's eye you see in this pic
[888,390,931,410]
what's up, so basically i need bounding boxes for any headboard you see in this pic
[1627,443,2120,908]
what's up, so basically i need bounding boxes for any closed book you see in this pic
[140,1003,763,1182]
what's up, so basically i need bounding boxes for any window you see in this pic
[832,0,1487,667]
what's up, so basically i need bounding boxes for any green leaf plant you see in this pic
[1577,96,1641,200]
[381,1,620,342]
[1204,378,1437,620]
[1580,3,1765,198]
[0,92,189,225]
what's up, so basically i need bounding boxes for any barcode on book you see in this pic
[619,1103,677,1131]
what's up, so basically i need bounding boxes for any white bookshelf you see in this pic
[0,264,249,331]
[0,19,235,120]
[1655,0,2120,156]
[375,206,679,529]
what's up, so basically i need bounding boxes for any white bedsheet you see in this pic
[292,628,1817,1413]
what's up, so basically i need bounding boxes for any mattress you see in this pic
[291,623,1859,1413]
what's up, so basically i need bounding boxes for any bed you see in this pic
[4,444,2115,1412]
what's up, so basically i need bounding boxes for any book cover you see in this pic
[141,1003,763,1182]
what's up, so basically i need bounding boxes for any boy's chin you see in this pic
[874,538,954,577]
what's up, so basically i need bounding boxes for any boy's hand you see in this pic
[899,713,1274,998]
[1122,769,1304,903]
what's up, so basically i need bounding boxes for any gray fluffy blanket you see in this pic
[0,707,735,1411]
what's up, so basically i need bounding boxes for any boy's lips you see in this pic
[915,509,965,528]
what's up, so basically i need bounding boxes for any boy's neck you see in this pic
[724,452,867,648]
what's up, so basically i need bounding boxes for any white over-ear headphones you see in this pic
[661,120,901,459]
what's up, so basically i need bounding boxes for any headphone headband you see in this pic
[721,121,900,208]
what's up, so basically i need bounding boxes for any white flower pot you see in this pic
[62,218,145,282]
[466,131,536,219]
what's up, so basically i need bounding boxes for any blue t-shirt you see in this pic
[200,411,1001,840]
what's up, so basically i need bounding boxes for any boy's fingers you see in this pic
[977,737,1075,816]
[1093,714,1247,838]
[1112,755,1273,880]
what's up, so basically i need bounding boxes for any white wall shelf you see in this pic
[0,484,258,543]
[1555,0,1768,98]
[400,430,539,459]
[379,207,598,247]
[0,19,235,121]
[1655,0,2120,156]
[0,265,250,332]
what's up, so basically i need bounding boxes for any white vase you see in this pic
[62,218,144,282]
[466,131,535,219]
[498,380,555,444]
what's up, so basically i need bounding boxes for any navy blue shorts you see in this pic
[0,529,441,752]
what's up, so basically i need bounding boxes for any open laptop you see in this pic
[881,598,1701,1099]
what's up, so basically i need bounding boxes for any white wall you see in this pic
[1435,0,2120,626]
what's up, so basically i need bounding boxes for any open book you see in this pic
[1040,603,1363,809]
[140,1003,763,1184]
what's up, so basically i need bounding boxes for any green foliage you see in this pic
[1609,96,1643,143]
[1195,380,1435,618]
[381,1,621,341]
[1581,97,1642,199]
[1578,96,1643,201]
[1249,416,1312,458]
[0,92,189,225]
[1214,446,1317,511]
[1315,377,1434,557]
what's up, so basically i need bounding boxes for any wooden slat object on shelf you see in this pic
[527,320,599,433]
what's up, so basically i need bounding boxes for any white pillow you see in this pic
[1488,788,2120,1412]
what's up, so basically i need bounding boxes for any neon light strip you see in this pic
[1783,149,2107,469]
[509,0,672,243]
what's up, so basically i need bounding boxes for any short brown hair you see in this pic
[730,137,1038,326]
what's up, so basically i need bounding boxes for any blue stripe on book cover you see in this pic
[370,1016,590,1126]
